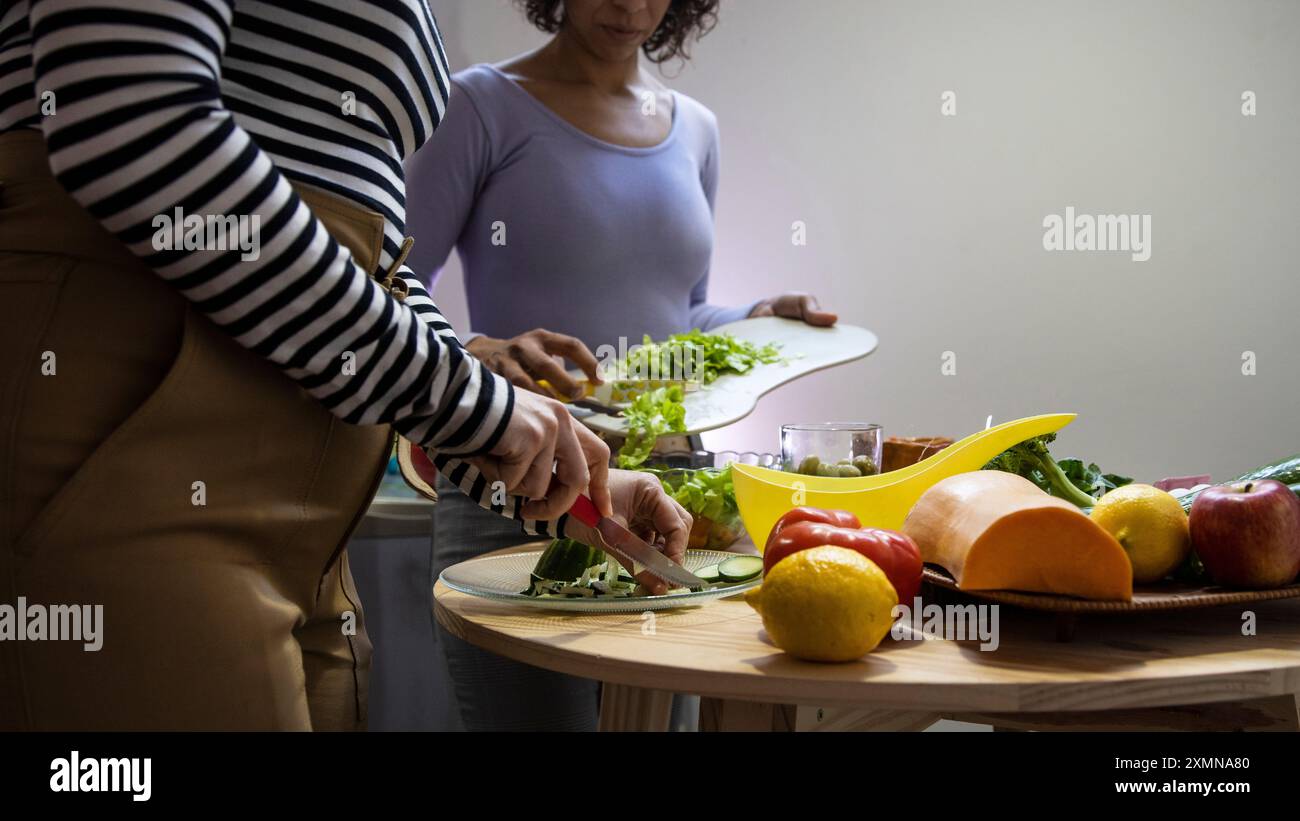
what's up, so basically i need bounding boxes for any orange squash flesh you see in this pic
[903,471,1133,601]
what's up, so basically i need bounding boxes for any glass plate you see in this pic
[439,549,759,612]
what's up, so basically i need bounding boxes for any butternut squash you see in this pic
[903,471,1132,601]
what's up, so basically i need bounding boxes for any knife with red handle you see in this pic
[565,492,707,590]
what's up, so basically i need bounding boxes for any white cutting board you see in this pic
[578,317,878,437]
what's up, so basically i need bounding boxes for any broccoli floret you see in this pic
[982,433,1100,509]
[983,438,1046,477]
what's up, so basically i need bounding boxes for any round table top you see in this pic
[433,544,1300,713]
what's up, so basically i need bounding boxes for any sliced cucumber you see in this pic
[694,564,722,583]
[718,555,764,583]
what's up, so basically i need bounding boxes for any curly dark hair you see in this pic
[517,0,719,64]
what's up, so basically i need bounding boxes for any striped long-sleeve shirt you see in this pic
[1,0,563,535]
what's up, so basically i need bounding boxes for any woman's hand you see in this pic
[749,292,838,326]
[467,329,601,400]
[565,470,693,595]
[466,389,612,521]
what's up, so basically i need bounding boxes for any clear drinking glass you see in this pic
[780,423,884,477]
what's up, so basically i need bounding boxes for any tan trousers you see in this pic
[0,130,393,730]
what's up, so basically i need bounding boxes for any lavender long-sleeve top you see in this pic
[404,64,756,356]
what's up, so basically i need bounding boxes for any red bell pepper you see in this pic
[767,506,862,537]
[763,506,923,603]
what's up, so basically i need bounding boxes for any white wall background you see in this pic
[429,0,1300,482]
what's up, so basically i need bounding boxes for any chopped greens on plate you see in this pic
[524,538,760,599]
[524,539,640,599]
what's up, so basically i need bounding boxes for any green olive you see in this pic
[815,463,838,477]
[797,455,821,475]
[853,455,877,475]
[836,464,863,477]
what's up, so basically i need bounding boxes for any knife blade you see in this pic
[566,493,707,590]
[569,398,624,417]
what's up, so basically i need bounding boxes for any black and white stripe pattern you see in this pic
[0,4,39,130]
[2,0,559,532]
[432,452,566,539]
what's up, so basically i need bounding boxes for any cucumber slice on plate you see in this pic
[694,564,722,584]
[718,555,763,583]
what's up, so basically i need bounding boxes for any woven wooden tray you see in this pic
[922,567,1300,641]
[922,567,1300,614]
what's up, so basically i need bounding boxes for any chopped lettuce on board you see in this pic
[617,386,686,468]
[613,330,783,468]
[672,328,784,383]
[619,330,783,385]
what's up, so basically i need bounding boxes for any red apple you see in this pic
[1189,479,1300,589]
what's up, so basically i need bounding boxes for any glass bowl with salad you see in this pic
[651,465,746,551]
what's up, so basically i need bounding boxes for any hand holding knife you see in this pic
[565,492,706,592]
[545,475,702,594]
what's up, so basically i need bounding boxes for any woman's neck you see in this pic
[539,30,642,94]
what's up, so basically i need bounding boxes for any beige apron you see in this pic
[0,129,396,730]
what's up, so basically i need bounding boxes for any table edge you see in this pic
[433,582,1300,713]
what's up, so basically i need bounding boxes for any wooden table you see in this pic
[433,544,1300,731]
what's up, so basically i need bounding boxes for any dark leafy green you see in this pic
[1171,548,1209,583]
[1178,455,1300,512]
[982,433,1131,509]
[1057,458,1133,500]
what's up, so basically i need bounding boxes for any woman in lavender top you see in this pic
[403,0,836,730]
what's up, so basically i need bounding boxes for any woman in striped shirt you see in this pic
[0,0,690,730]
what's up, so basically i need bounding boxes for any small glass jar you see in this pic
[780,423,883,478]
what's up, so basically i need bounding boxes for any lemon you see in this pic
[745,546,897,662]
[1090,484,1190,583]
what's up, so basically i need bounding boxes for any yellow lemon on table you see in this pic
[745,546,897,662]
[1090,484,1191,583]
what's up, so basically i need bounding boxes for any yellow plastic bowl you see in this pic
[734,413,1077,550]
